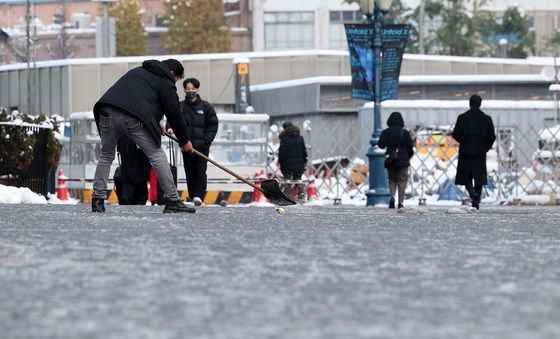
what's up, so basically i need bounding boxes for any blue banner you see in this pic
[345,24,409,102]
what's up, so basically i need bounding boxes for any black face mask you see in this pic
[185,91,197,100]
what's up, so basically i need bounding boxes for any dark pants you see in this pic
[120,182,148,205]
[465,180,482,202]
[183,151,208,201]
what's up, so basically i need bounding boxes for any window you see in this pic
[264,12,314,50]
[329,11,362,50]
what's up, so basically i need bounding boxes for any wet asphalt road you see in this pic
[0,203,559,339]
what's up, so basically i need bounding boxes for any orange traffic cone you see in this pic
[57,169,69,201]
[251,170,268,203]
[306,170,318,201]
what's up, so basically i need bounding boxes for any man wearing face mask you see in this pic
[167,78,219,206]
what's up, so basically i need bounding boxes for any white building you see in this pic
[251,0,360,51]
[250,0,560,55]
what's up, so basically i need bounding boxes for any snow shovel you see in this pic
[164,132,296,206]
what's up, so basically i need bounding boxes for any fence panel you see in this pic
[267,119,560,204]
[0,125,50,196]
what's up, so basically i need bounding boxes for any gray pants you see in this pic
[92,106,179,202]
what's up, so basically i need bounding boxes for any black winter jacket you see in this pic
[179,95,219,153]
[378,112,414,168]
[93,60,189,147]
[278,126,308,175]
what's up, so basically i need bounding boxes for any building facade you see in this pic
[250,0,360,52]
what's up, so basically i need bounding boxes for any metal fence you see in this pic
[267,118,560,204]
[0,125,51,196]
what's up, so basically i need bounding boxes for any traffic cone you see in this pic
[306,170,318,201]
[56,168,69,201]
[251,170,268,203]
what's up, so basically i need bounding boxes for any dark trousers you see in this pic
[465,181,482,202]
[183,152,208,201]
[120,182,148,205]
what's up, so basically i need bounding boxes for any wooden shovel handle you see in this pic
[164,132,263,192]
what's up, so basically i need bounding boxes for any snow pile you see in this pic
[0,185,80,205]
[0,184,47,204]
[46,193,80,205]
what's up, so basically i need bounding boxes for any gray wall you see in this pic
[0,52,350,117]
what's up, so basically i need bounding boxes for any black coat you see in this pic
[452,107,496,185]
[378,112,414,168]
[117,136,151,185]
[278,126,308,175]
[93,60,189,147]
[179,95,219,153]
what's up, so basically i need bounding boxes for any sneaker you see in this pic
[92,198,105,213]
[398,203,404,209]
[193,197,203,206]
[163,200,196,214]
[388,198,395,209]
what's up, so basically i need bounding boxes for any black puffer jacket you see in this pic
[378,112,414,168]
[278,126,308,175]
[180,95,219,153]
[93,60,189,147]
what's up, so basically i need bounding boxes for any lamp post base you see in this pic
[366,145,391,206]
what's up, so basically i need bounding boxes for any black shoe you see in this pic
[398,203,404,209]
[472,200,480,210]
[92,198,105,213]
[389,199,395,209]
[163,200,196,214]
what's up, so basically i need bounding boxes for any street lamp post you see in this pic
[360,0,393,206]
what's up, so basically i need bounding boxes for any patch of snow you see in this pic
[0,184,47,204]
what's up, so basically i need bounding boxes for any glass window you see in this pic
[342,11,354,21]
[264,13,276,22]
[329,10,361,50]
[302,12,314,21]
[329,24,347,50]
[330,11,340,21]
[290,12,302,22]
[264,12,314,50]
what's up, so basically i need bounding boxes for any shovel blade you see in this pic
[260,179,296,206]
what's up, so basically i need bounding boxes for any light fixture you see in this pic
[359,0,375,17]
[377,0,394,12]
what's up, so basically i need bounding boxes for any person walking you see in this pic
[167,78,219,206]
[378,111,414,209]
[91,59,195,214]
[452,95,496,209]
[278,121,308,201]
